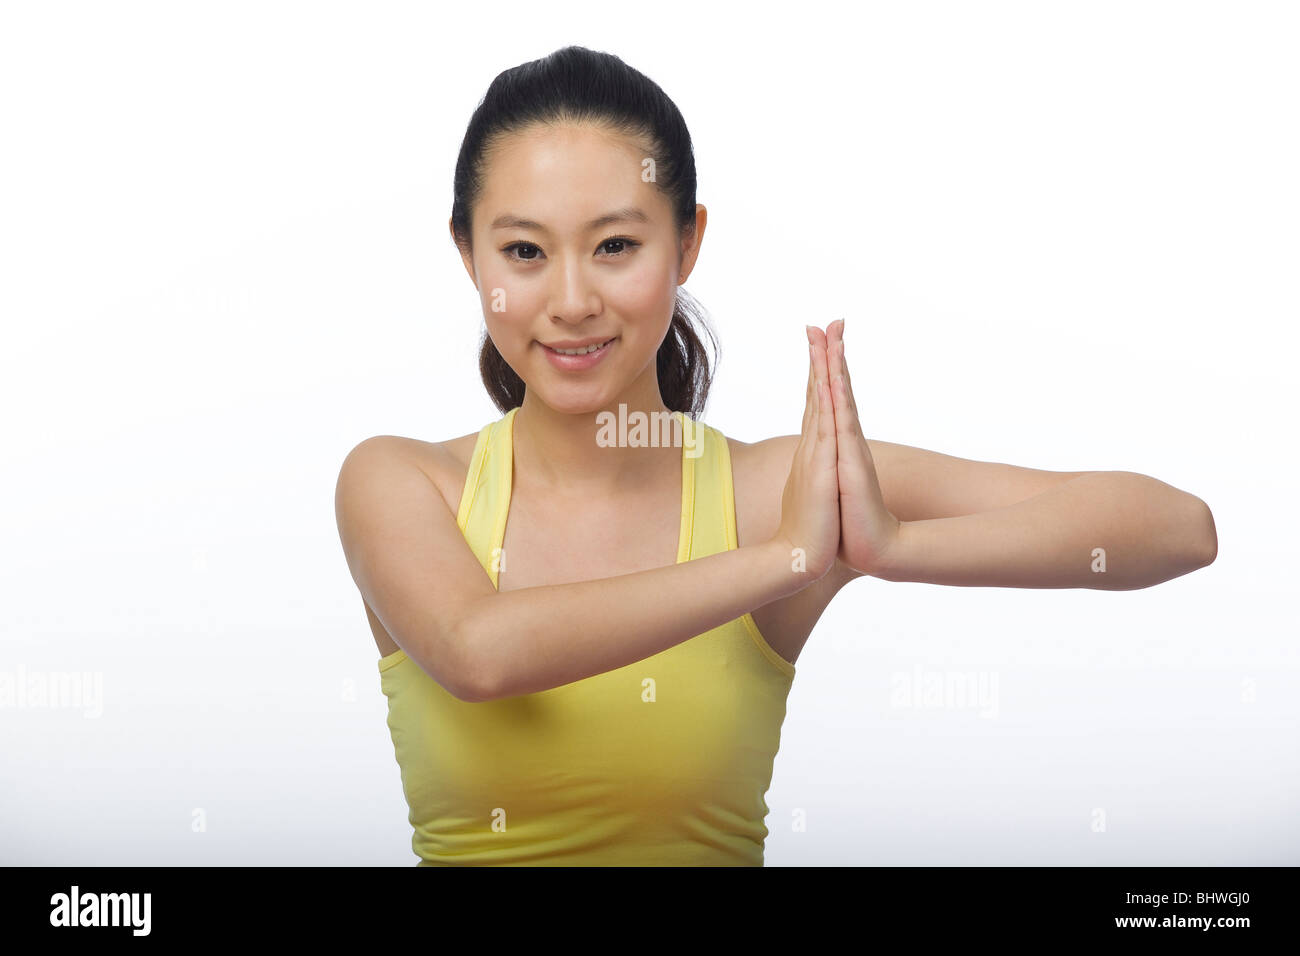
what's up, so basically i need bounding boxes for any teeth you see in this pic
[551,340,610,355]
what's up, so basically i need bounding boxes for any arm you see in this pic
[336,440,807,701]
[814,320,1217,590]
[335,436,497,702]
[464,540,807,699]
[337,442,822,703]
[872,470,1217,590]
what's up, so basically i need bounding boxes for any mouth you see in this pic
[540,337,617,355]
[538,336,618,370]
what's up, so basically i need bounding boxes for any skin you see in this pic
[335,120,1219,701]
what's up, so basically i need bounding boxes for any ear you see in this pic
[677,204,708,285]
[450,216,477,288]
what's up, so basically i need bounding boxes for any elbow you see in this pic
[443,606,503,704]
[455,662,502,704]
[441,658,496,704]
[1185,495,1218,570]
[446,668,493,704]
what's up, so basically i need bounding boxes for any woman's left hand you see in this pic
[816,319,902,575]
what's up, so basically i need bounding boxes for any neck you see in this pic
[511,381,685,496]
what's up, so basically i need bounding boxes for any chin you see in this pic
[529,386,616,417]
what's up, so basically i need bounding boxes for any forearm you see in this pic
[462,539,808,700]
[872,471,1217,590]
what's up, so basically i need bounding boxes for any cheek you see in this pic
[610,256,677,320]
[478,267,545,351]
[478,265,530,312]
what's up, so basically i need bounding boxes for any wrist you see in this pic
[867,519,911,582]
[759,536,823,598]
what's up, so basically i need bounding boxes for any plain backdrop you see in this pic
[2,0,1296,865]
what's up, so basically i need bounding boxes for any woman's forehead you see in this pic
[477,127,669,232]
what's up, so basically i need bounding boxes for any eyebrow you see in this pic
[489,206,651,232]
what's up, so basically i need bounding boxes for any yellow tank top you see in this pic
[376,406,796,865]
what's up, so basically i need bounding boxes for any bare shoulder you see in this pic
[336,428,482,659]
[727,432,798,480]
[725,433,799,549]
[340,429,480,517]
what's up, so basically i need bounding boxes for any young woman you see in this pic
[334,46,1218,866]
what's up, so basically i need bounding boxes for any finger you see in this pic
[820,376,836,447]
[812,331,831,406]
[808,323,829,358]
[833,384,879,542]
[812,339,835,447]
[809,325,832,423]
[831,341,870,454]
[832,343,874,498]
[837,335,862,422]
[826,319,845,384]
[801,330,816,441]
[801,339,822,467]
[817,371,839,476]
[832,356,861,441]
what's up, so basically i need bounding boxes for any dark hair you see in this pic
[450,45,717,417]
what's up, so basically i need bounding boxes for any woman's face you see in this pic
[457,122,705,415]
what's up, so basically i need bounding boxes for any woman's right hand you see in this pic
[770,325,841,583]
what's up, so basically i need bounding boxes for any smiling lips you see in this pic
[539,336,617,369]
[541,336,617,354]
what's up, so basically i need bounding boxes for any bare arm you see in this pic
[872,470,1216,590]
[467,539,807,699]
[335,436,497,702]
[815,319,1217,590]
[336,442,814,702]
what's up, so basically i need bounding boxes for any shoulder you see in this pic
[723,431,800,545]
[338,428,482,517]
[725,431,798,491]
[334,428,484,664]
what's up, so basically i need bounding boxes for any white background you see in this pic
[2,0,1296,865]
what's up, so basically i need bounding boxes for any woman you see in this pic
[334,45,1218,866]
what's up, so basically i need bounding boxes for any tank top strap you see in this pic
[455,406,518,588]
[457,407,737,580]
[676,411,737,561]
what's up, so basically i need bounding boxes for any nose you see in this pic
[547,254,600,324]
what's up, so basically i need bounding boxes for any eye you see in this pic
[501,241,543,262]
[500,237,642,262]
[598,237,640,257]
